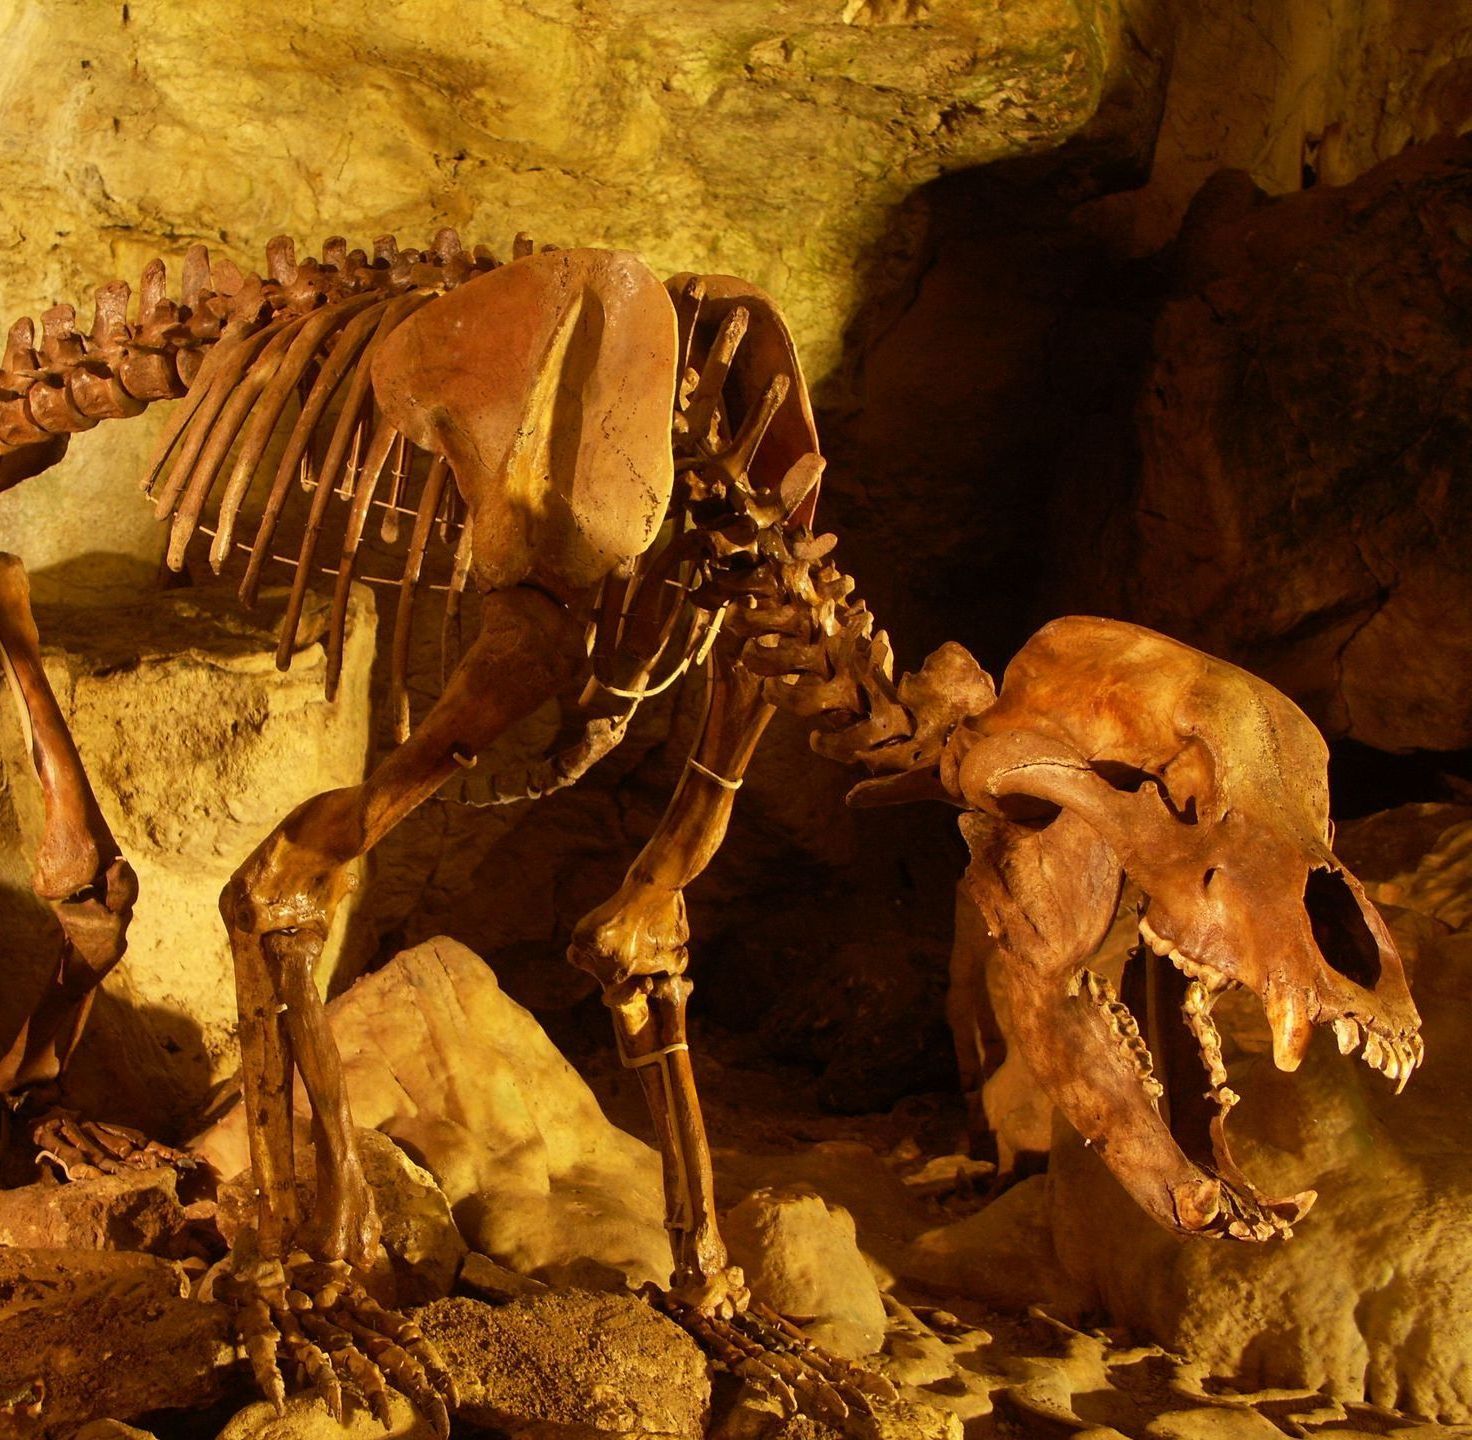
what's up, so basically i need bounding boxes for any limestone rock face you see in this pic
[724,1185,888,1360]
[198,936,671,1292]
[1058,139,1472,751]
[1049,912,1472,1421]
[416,1292,709,1440]
[0,585,375,1130]
[1081,0,1472,253]
[0,0,1130,400]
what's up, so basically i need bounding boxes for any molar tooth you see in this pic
[1138,916,1172,957]
[1332,1016,1360,1056]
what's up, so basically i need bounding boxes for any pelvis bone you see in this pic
[942,616,1419,1241]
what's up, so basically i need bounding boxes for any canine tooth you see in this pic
[1265,985,1314,1072]
[1332,1016,1360,1055]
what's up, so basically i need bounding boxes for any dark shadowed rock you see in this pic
[1056,138,1472,753]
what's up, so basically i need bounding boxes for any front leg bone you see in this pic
[217,586,583,1425]
[570,648,772,1306]
[0,552,137,1099]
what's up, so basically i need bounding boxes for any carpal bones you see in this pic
[0,231,1420,1428]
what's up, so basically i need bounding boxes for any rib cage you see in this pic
[2,231,985,815]
[136,230,519,720]
[0,228,543,729]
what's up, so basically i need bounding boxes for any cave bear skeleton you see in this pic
[0,231,1424,1427]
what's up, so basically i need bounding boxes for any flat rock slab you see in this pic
[0,1247,235,1433]
[0,1169,186,1253]
[417,1292,709,1438]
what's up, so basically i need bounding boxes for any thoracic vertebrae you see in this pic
[1136,913,1423,1094]
[0,231,499,467]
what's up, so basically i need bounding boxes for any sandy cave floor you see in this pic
[553,1008,1472,1440]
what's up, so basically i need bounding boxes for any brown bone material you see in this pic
[0,233,1420,1431]
[933,617,1420,1240]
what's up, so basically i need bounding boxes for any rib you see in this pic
[146,312,291,516]
[238,295,411,606]
[320,413,404,693]
[440,523,475,689]
[166,313,314,569]
[387,454,451,741]
[268,290,432,665]
[208,292,382,570]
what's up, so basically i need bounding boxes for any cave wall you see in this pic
[0,0,1468,1123]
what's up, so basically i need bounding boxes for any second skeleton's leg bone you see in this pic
[0,553,137,1097]
[0,555,191,1178]
[218,585,585,1424]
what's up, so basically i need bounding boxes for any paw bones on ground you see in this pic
[656,1292,899,1423]
[30,1107,200,1181]
[212,1252,458,1436]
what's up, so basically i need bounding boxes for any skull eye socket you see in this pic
[1090,760,1199,824]
[1304,868,1382,991]
[1091,760,1152,792]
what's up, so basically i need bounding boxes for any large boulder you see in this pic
[1047,806,1472,1422]
[0,585,375,1131]
[723,1185,888,1359]
[197,936,671,1291]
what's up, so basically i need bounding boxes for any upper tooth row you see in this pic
[1332,1017,1424,1093]
[1138,916,1232,992]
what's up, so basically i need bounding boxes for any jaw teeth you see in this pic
[1138,916,1234,994]
[1137,916,1425,1097]
[1336,1018,1423,1093]
[1138,914,1173,957]
[1078,969,1165,1099]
